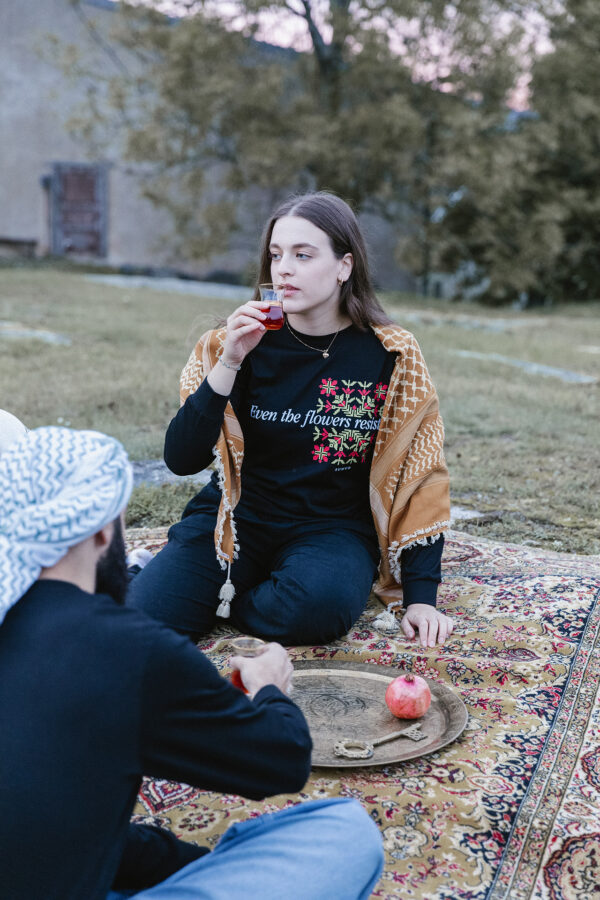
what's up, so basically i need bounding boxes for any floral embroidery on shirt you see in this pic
[311,380,388,467]
[320,378,338,396]
[312,444,331,463]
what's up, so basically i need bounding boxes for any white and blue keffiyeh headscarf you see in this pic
[0,427,133,625]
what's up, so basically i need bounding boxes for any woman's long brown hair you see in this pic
[254,192,392,331]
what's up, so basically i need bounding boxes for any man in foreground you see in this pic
[0,427,383,899]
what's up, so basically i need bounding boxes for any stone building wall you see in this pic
[0,0,417,290]
[0,0,179,268]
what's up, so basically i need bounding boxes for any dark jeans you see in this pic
[127,508,379,645]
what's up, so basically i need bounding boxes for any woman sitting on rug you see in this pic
[128,192,454,647]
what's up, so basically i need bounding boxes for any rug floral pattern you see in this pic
[126,528,600,899]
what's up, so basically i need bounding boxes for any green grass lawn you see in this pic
[2,263,598,554]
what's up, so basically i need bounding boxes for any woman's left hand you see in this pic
[401,604,454,648]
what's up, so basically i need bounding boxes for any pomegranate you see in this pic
[385,673,431,719]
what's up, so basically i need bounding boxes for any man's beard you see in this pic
[95,516,129,605]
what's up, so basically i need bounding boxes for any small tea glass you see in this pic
[258,283,284,331]
[228,635,266,693]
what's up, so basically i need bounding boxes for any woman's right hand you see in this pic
[221,300,269,367]
[207,301,268,396]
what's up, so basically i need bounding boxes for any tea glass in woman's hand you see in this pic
[258,284,284,330]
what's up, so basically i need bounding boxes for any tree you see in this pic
[527,0,600,301]
[430,0,600,304]
[428,112,566,305]
[61,1,548,289]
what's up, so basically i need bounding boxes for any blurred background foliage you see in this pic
[60,0,599,306]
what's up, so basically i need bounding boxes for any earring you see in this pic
[337,275,344,286]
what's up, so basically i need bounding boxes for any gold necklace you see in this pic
[285,318,341,359]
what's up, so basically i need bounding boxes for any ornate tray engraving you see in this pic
[290,661,468,768]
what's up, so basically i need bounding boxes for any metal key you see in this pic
[334,723,426,759]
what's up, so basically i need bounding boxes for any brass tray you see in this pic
[289,661,468,768]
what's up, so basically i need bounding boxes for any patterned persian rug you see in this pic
[126,527,600,899]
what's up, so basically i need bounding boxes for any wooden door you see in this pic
[50,163,108,257]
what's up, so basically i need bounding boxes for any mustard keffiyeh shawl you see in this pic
[179,324,451,609]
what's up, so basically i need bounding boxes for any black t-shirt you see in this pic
[164,323,444,606]
[233,323,395,533]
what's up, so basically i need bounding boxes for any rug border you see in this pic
[488,582,600,899]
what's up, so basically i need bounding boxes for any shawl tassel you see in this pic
[216,561,235,618]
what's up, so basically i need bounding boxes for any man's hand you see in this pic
[230,643,294,698]
[401,604,454,648]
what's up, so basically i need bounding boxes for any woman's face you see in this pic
[269,215,352,321]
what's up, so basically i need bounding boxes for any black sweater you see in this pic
[0,581,311,899]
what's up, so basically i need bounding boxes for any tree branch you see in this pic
[71,1,131,76]
[299,0,332,63]
[282,1,308,18]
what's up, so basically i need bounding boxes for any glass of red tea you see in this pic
[228,635,266,693]
[258,284,284,330]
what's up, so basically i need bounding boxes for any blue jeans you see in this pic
[128,504,379,645]
[107,798,383,899]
